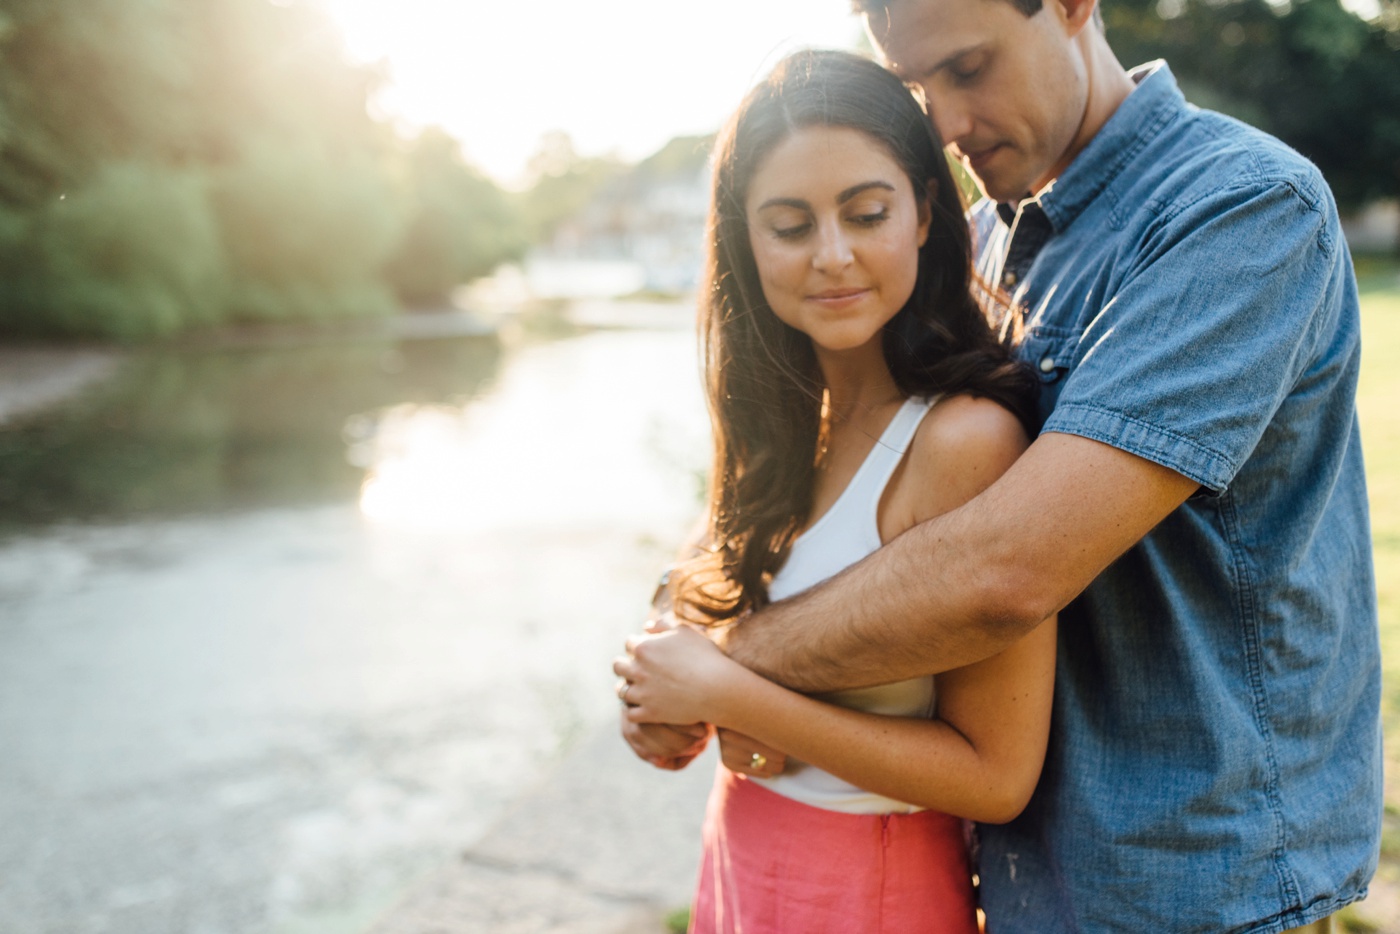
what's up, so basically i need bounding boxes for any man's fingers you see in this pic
[621,718,709,762]
[673,721,710,739]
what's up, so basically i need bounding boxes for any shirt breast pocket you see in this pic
[1019,325,1083,426]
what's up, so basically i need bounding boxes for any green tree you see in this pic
[1103,0,1400,239]
[383,128,525,306]
[0,0,522,338]
[211,136,402,323]
[3,162,225,339]
[516,131,627,244]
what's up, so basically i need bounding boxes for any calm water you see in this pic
[0,317,707,933]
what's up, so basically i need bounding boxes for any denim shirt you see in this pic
[973,63,1382,933]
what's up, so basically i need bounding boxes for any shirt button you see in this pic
[1039,355,1056,373]
[1003,271,1018,288]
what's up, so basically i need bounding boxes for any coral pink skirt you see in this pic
[690,766,979,934]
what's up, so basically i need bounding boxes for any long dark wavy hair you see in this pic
[672,49,1038,624]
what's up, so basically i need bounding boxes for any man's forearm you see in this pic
[718,433,1198,693]
[720,501,1031,692]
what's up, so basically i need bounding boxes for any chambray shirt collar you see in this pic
[996,61,1182,233]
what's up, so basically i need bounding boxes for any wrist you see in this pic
[706,656,762,731]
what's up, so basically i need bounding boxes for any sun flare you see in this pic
[313,0,861,184]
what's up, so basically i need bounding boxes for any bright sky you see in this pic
[316,0,864,186]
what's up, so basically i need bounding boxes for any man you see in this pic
[622,0,1381,929]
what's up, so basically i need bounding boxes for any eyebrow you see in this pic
[756,181,897,212]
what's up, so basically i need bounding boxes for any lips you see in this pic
[808,288,871,309]
[961,144,1003,174]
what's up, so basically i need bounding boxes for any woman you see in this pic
[614,49,1056,933]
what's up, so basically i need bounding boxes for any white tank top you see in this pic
[750,395,939,814]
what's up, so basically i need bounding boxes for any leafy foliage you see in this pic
[384,129,525,306]
[0,0,525,339]
[1102,0,1400,212]
[516,130,628,244]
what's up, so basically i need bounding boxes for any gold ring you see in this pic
[749,752,767,770]
[617,681,632,704]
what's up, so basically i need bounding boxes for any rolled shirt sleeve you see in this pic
[1042,175,1340,493]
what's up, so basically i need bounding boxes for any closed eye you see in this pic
[948,54,987,85]
[773,223,812,240]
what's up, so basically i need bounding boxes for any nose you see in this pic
[812,219,853,274]
[925,90,972,149]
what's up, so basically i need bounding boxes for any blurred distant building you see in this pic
[526,136,712,299]
[1340,200,1399,255]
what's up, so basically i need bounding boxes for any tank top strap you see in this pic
[847,395,938,506]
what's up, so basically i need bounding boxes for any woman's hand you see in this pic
[614,625,744,726]
[716,728,787,779]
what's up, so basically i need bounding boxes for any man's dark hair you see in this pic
[852,0,1047,17]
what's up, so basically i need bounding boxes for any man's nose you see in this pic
[925,91,972,148]
[812,221,854,273]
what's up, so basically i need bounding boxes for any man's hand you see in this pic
[619,715,710,770]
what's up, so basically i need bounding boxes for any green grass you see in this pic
[664,906,691,933]
[1356,256,1400,930]
[1357,258,1400,808]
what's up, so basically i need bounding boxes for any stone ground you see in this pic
[368,725,714,934]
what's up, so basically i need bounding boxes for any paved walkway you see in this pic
[369,724,714,934]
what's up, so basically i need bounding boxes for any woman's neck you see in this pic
[816,343,904,424]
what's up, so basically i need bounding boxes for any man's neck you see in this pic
[1031,31,1135,198]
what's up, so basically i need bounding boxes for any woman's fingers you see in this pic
[645,611,678,634]
[616,627,729,725]
[612,654,637,681]
[717,728,787,778]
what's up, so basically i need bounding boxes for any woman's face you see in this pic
[745,125,930,358]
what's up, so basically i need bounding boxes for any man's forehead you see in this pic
[866,0,991,76]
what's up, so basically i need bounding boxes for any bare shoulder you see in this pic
[880,395,1032,539]
[913,394,1030,489]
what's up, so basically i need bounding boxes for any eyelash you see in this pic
[773,224,811,240]
[950,63,983,84]
[772,210,889,240]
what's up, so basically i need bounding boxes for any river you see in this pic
[0,310,708,934]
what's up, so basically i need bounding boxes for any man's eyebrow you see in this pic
[756,182,895,213]
[895,43,986,81]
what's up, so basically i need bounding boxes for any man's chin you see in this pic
[957,161,1014,204]
[970,172,1030,204]
[961,155,1046,204]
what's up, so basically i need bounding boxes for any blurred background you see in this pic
[0,0,1395,931]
